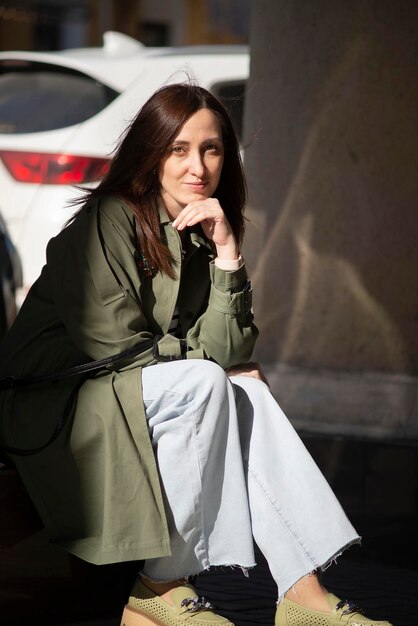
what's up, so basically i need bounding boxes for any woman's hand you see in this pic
[225,362,270,387]
[172,198,239,260]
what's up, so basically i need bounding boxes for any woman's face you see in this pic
[159,108,224,220]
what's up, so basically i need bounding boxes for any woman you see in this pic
[0,84,391,626]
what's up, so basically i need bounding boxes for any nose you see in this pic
[188,150,205,178]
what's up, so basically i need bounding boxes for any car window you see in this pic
[212,81,246,143]
[0,60,119,134]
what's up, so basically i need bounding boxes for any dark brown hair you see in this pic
[76,82,247,277]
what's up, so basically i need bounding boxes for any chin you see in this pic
[187,191,212,202]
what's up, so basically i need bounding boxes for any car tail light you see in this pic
[0,150,110,184]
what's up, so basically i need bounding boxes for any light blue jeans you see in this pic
[140,359,359,599]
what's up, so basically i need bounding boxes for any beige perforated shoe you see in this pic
[120,578,234,626]
[275,593,392,626]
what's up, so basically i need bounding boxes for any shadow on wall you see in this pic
[243,5,418,440]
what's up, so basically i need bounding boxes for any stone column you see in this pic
[243,0,418,439]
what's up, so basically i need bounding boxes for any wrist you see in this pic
[215,242,240,260]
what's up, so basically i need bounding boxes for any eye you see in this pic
[172,145,186,154]
[203,141,224,155]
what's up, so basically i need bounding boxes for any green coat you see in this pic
[0,196,257,565]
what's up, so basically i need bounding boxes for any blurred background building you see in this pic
[0,0,251,50]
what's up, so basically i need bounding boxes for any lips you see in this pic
[184,182,207,190]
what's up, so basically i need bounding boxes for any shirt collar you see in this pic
[158,201,171,225]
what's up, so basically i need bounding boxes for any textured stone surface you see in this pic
[243,1,418,438]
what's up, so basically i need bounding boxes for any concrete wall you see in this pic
[243,1,418,439]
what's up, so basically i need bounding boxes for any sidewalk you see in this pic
[1,436,417,626]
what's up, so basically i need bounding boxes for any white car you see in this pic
[0,211,22,337]
[0,32,248,302]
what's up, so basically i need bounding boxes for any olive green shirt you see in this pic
[0,196,257,564]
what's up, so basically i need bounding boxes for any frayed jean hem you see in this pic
[276,536,362,604]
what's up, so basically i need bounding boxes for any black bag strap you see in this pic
[0,338,156,456]
[1,380,84,457]
[0,339,155,391]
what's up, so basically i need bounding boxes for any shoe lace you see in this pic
[336,599,364,617]
[181,596,214,613]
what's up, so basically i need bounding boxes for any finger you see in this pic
[173,199,221,222]
[174,211,208,231]
[172,204,209,229]
[174,206,221,230]
[175,197,221,217]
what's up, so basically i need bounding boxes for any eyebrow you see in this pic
[171,137,222,145]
